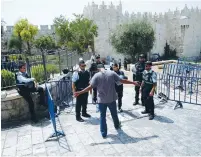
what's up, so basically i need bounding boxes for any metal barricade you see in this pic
[157,62,201,110]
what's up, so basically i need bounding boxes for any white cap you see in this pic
[79,58,83,61]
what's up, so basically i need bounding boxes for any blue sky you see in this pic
[1,0,201,25]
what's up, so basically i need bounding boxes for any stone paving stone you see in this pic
[4,131,18,148]
[32,130,44,145]
[32,143,46,155]
[1,131,7,140]
[2,146,17,156]
[17,135,32,151]
[103,147,118,156]
[16,148,32,156]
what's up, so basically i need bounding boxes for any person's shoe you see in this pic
[76,117,84,122]
[133,101,139,106]
[149,114,154,120]
[141,110,149,114]
[115,122,122,130]
[102,136,107,139]
[118,108,123,113]
[82,113,91,118]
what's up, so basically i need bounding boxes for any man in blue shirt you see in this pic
[72,60,91,122]
[16,62,46,123]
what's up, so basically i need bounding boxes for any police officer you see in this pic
[132,54,146,105]
[16,62,46,123]
[113,63,127,112]
[72,60,91,122]
[91,55,105,103]
[140,61,157,120]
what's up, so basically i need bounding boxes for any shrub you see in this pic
[31,64,59,82]
[1,69,15,88]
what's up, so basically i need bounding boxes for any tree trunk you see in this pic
[27,42,31,55]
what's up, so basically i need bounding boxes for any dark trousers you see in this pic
[18,86,45,119]
[117,91,123,110]
[135,85,143,104]
[76,92,88,118]
[142,87,154,115]
[93,88,97,102]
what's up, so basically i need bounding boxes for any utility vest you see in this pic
[15,72,34,91]
[75,70,90,91]
[142,70,155,89]
[134,62,145,81]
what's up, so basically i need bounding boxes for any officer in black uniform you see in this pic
[16,62,46,123]
[140,61,157,120]
[72,60,91,122]
[113,63,127,112]
[91,55,105,103]
[132,54,146,105]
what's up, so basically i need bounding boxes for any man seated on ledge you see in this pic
[16,62,46,123]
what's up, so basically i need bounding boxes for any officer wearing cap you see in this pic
[113,63,128,112]
[91,55,105,103]
[140,61,157,120]
[72,60,91,122]
[132,54,146,105]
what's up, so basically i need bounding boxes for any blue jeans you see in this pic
[98,101,120,137]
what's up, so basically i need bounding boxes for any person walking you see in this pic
[132,54,146,106]
[72,60,91,122]
[74,63,139,138]
[140,61,157,120]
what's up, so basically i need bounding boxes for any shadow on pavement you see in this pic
[84,117,100,125]
[154,115,174,123]
[90,129,158,145]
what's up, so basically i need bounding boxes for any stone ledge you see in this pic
[1,72,72,124]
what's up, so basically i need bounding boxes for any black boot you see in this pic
[31,115,38,123]
[76,117,84,122]
[133,101,139,106]
[82,113,91,118]
[149,114,154,120]
[141,110,149,114]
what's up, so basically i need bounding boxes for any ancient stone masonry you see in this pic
[83,2,201,58]
[2,2,201,58]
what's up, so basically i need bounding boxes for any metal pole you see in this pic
[66,49,68,69]
[58,50,61,75]
[42,50,48,82]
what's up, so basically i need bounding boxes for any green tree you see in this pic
[110,20,155,60]
[8,35,23,52]
[13,19,38,54]
[53,15,72,46]
[69,14,98,53]
[34,35,56,51]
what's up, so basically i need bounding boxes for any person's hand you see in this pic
[133,81,140,86]
[74,91,80,97]
[149,91,154,97]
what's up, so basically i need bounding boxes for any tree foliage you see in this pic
[110,20,155,60]
[53,14,98,53]
[34,35,56,51]
[13,19,38,54]
[162,42,177,60]
[8,35,23,52]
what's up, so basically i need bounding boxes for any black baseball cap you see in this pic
[145,61,152,66]
[139,54,145,58]
[89,63,98,71]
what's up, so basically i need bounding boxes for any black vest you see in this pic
[143,71,154,89]
[115,70,123,91]
[16,72,34,90]
[75,71,90,91]
[135,62,145,81]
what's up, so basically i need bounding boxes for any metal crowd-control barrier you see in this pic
[157,64,201,110]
